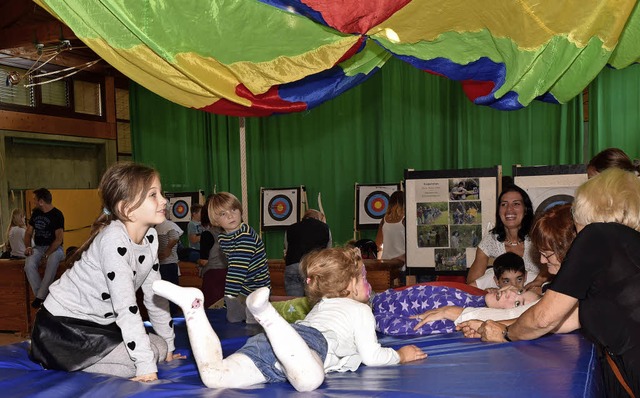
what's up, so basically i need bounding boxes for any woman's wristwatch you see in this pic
[503,325,512,342]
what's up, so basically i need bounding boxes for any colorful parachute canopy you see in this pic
[36,0,640,115]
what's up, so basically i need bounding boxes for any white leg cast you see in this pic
[246,287,325,392]
[152,280,266,388]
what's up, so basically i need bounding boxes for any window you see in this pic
[40,77,69,107]
[117,121,131,153]
[115,88,130,120]
[115,87,131,156]
[0,66,34,107]
[74,80,102,115]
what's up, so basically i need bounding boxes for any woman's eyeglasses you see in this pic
[539,251,555,261]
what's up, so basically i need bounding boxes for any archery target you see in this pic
[356,184,400,228]
[514,173,587,218]
[261,188,300,229]
[268,195,293,221]
[172,200,189,218]
[365,191,390,219]
[535,194,574,218]
[167,196,192,222]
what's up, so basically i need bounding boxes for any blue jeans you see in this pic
[24,245,65,300]
[284,263,305,297]
[237,324,327,383]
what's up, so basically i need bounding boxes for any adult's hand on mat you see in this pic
[397,345,427,363]
[456,319,483,337]
[166,351,186,361]
[411,306,464,330]
[131,372,158,382]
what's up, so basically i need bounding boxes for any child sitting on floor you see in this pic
[153,247,427,392]
[373,252,540,336]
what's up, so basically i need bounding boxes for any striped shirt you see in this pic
[218,223,270,297]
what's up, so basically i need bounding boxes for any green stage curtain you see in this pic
[131,83,242,195]
[131,57,584,258]
[589,63,640,158]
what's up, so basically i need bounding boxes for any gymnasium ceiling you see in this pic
[0,0,118,76]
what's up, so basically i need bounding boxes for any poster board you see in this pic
[165,191,204,232]
[405,167,500,270]
[355,183,401,229]
[513,164,587,218]
[260,187,302,230]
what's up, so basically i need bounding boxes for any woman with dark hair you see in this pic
[466,185,545,290]
[587,147,639,178]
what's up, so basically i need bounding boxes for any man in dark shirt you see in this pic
[23,188,65,308]
[284,209,331,296]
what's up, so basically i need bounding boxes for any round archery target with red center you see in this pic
[172,200,189,219]
[268,195,293,221]
[364,191,390,219]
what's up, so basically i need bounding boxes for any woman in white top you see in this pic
[375,191,405,264]
[467,185,547,290]
[6,208,27,258]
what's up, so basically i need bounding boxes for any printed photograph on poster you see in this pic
[449,178,480,201]
[261,187,300,230]
[416,202,448,225]
[434,248,467,271]
[449,201,482,225]
[450,225,482,248]
[417,225,448,248]
[355,183,401,229]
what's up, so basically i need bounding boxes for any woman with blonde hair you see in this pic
[375,191,406,263]
[5,208,27,259]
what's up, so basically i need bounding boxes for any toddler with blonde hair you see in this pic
[153,246,426,392]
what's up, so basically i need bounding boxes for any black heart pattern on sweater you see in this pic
[152,263,159,271]
[117,247,127,256]
[127,341,136,350]
[147,235,154,243]
[107,272,115,280]
[138,255,145,264]
[129,305,138,314]
[101,293,110,300]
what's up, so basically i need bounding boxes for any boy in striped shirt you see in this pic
[208,192,271,322]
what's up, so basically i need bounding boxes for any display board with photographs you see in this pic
[405,167,500,270]
[513,164,587,218]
